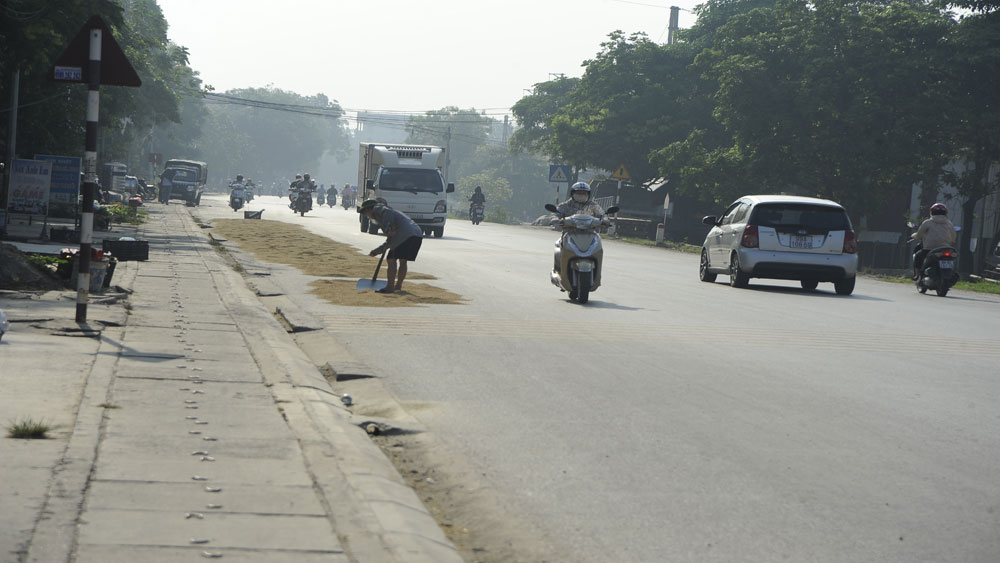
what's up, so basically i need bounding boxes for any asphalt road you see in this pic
[199,194,1000,563]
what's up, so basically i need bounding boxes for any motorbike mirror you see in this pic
[605,206,620,215]
[545,204,558,213]
[702,215,718,225]
[906,221,915,229]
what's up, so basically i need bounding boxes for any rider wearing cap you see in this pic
[359,199,424,294]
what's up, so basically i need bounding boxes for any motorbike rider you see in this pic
[327,184,338,206]
[469,186,486,217]
[909,202,957,279]
[359,199,423,294]
[556,181,607,218]
[229,175,246,208]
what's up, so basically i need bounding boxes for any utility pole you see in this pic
[1,69,19,235]
[502,115,509,144]
[667,6,680,45]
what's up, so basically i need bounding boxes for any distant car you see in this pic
[699,195,859,295]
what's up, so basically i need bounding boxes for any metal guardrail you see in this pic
[593,196,615,210]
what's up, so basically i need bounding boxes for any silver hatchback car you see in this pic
[699,195,859,295]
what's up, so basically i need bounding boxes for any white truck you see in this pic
[357,143,455,237]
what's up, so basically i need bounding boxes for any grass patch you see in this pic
[866,273,1000,294]
[7,418,52,439]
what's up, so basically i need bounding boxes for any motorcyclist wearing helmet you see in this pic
[556,181,606,218]
[229,175,246,208]
[469,186,486,217]
[909,202,957,279]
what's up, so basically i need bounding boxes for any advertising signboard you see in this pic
[7,159,53,216]
[36,154,82,205]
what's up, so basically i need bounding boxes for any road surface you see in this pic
[197,194,1000,563]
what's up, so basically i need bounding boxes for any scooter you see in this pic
[342,193,353,210]
[470,203,485,225]
[229,187,245,212]
[913,244,960,296]
[289,188,313,216]
[317,192,325,206]
[328,192,337,207]
[545,203,619,304]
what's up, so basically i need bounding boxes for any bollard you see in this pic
[656,223,665,244]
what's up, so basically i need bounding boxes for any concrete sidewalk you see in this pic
[0,204,461,562]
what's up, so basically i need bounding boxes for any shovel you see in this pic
[356,247,388,291]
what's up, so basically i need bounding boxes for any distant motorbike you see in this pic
[470,203,485,225]
[289,188,313,216]
[229,186,245,212]
[317,192,326,206]
[913,244,959,296]
[328,192,337,207]
[545,203,619,304]
[342,193,353,210]
[245,187,254,202]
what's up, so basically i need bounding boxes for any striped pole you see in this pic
[76,27,101,323]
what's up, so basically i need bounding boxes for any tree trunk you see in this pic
[960,197,976,274]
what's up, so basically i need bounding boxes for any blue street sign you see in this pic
[548,165,571,183]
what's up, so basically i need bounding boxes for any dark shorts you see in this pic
[388,236,422,261]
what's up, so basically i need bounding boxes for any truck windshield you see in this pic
[378,168,444,193]
[169,168,197,182]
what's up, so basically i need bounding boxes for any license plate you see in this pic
[939,260,954,269]
[790,235,812,249]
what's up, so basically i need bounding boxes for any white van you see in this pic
[357,143,455,237]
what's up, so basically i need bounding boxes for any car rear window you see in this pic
[750,204,851,232]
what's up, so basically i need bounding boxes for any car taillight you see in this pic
[741,224,759,248]
[843,230,857,254]
[434,200,447,213]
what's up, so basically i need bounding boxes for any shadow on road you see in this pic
[705,281,892,302]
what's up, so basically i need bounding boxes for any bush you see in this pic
[98,205,147,225]
[485,206,512,224]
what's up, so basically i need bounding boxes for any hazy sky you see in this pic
[157,0,701,116]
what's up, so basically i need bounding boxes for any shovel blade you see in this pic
[356,279,388,291]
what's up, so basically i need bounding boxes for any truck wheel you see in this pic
[433,227,444,238]
[360,215,369,232]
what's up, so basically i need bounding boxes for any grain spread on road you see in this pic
[210,218,464,307]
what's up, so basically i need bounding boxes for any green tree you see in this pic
[939,7,1000,271]
[404,107,495,181]
[1,0,124,158]
[659,0,955,212]
[198,87,349,185]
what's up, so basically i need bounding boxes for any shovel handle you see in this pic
[371,246,387,284]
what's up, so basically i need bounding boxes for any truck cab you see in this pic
[358,144,455,237]
[161,159,208,206]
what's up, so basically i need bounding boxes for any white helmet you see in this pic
[571,181,590,193]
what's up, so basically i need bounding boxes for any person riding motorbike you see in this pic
[909,202,957,279]
[556,181,606,218]
[229,175,246,210]
[327,184,338,207]
[289,173,316,211]
[469,186,486,215]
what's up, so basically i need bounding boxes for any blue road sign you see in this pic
[548,165,570,183]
